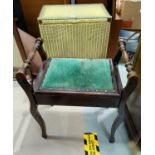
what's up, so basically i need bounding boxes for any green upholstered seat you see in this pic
[41,58,114,92]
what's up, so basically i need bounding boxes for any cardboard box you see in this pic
[121,0,141,29]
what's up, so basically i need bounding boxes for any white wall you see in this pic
[13,37,23,68]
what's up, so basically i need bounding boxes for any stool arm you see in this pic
[113,39,139,98]
[16,62,33,95]
[116,68,139,117]
[118,54,139,109]
[113,38,139,87]
[122,68,139,100]
[34,38,47,61]
[16,37,47,77]
[16,38,46,89]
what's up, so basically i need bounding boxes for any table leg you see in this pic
[30,104,47,139]
[109,109,124,143]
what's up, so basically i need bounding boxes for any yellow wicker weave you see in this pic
[38,4,111,58]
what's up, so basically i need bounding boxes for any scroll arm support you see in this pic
[110,38,139,142]
[109,69,138,143]
[15,37,48,138]
[16,71,47,138]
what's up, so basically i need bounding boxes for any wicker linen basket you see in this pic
[38,4,111,58]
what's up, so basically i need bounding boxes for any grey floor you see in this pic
[13,64,135,155]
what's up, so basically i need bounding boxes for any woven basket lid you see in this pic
[38,4,111,22]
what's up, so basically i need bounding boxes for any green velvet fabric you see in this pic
[41,58,114,91]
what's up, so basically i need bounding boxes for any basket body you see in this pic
[38,4,111,58]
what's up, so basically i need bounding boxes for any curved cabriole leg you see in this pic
[109,71,138,143]
[109,97,125,143]
[109,113,124,143]
[16,72,47,139]
[30,105,47,139]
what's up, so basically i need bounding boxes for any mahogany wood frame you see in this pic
[16,38,138,143]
